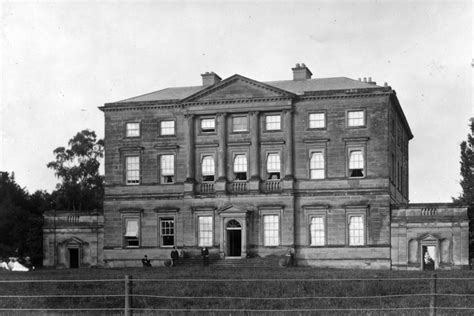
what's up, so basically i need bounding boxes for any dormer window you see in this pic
[201,118,215,133]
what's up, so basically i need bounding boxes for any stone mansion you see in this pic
[43,64,469,270]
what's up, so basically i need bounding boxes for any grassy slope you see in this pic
[0,267,473,315]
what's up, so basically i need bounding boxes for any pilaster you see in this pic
[184,114,195,196]
[249,111,261,192]
[216,112,227,193]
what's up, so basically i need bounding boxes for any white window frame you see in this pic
[348,148,365,178]
[263,214,280,246]
[201,118,216,133]
[160,154,175,184]
[201,155,215,182]
[159,217,175,247]
[347,110,365,127]
[123,216,140,248]
[198,215,213,247]
[310,216,326,246]
[266,152,281,180]
[308,112,326,129]
[346,209,367,246]
[126,122,140,137]
[125,155,140,185]
[232,115,248,132]
[265,114,281,131]
[233,154,248,181]
[309,150,325,180]
[160,120,175,136]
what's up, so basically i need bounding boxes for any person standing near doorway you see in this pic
[201,247,209,266]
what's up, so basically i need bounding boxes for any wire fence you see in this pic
[0,274,473,315]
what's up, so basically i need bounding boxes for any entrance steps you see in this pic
[211,256,282,268]
[175,255,284,268]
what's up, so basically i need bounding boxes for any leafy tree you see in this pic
[453,119,474,264]
[0,172,49,266]
[455,120,474,204]
[47,129,104,211]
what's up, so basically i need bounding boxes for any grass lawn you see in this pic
[1,266,473,315]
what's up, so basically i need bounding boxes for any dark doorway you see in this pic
[227,230,242,257]
[422,246,435,270]
[69,248,79,269]
[226,219,242,257]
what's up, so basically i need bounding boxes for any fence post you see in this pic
[429,273,437,316]
[125,275,133,316]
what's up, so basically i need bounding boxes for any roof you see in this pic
[116,77,381,103]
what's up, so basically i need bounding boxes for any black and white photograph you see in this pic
[1,0,473,314]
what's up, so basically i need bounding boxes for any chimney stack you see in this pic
[201,72,222,86]
[292,63,313,80]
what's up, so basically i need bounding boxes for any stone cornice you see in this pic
[100,90,391,113]
[182,96,293,107]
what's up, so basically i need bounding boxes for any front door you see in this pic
[69,248,79,268]
[226,219,242,257]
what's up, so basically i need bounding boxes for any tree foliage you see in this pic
[0,172,49,266]
[47,129,104,211]
[454,120,474,204]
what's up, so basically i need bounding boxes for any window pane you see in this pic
[309,113,325,128]
[348,111,364,126]
[310,152,325,179]
[202,156,215,176]
[198,216,213,247]
[233,116,248,132]
[349,215,364,245]
[233,155,247,172]
[124,218,139,247]
[161,120,175,135]
[125,219,139,237]
[201,118,215,131]
[267,153,280,172]
[310,217,325,246]
[264,215,279,246]
[349,151,364,169]
[160,154,174,176]
[126,123,140,137]
[160,218,174,246]
[266,115,281,130]
[126,156,140,184]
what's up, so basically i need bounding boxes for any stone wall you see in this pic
[391,204,469,270]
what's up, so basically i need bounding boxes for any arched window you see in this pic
[202,156,215,182]
[226,219,241,229]
[233,155,247,180]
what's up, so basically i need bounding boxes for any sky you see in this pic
[1,0,472,203]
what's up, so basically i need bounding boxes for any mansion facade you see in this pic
[43,64,469,270]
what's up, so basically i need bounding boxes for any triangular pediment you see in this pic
[419,233,440,242]
[60,236,85,246]
[181,74,295,103]
[217,204,248,214]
